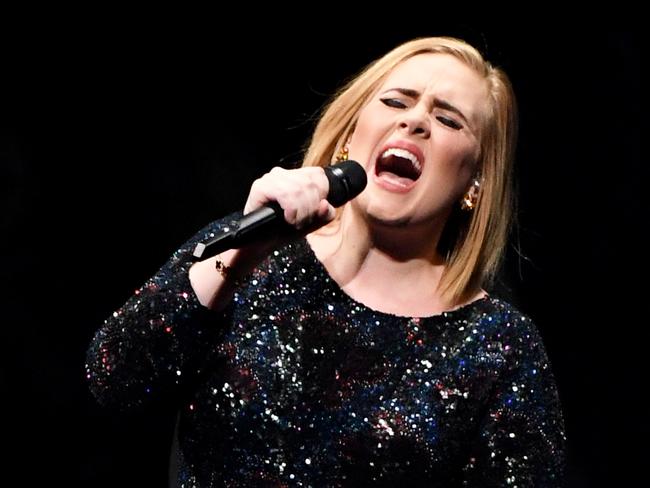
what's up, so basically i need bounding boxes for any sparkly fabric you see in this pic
[86,213,566,487]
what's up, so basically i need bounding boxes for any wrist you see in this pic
[216,241,277,284]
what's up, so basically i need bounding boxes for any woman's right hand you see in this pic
[243,165,336,233]
[190,166,336,310]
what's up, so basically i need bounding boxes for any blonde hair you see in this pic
[302,37,518,307]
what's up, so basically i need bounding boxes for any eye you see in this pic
[436,116,463,130]
[380,98,407,109]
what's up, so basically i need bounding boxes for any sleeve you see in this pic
[85,212,243,411]
[461,315,567,487]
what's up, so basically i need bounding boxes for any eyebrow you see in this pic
[382,87,470,126]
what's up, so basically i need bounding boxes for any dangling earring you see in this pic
[461,178,480,211]
[335,145,349,162]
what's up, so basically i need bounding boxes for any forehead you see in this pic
[380,53,488,122]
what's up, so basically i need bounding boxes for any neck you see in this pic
[309,205,447,294]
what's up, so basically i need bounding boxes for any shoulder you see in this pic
[475,296,535,328]
[472,296,548,357]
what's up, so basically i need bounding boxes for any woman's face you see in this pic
[348,53,488,229]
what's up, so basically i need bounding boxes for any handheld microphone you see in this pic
[192,160,367,261]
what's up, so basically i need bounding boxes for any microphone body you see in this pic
[192,161,366,261]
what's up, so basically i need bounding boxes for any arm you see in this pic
[85,214,245,410]
[462,317,567,487]
[189,166,335,310]
[86,166,335,411]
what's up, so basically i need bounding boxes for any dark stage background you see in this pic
[1,18,644,487]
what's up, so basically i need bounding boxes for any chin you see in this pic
[361,202,414,228]
[348,190,397,224]
[366,213,413,228]
[353,190,415,226]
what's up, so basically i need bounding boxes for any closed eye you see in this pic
[380,98,407,109]
[436,116,462,130]
[382,97,463,130]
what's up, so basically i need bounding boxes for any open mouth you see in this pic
[375,147,423,185]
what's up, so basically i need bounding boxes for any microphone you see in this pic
[192,160,367,261]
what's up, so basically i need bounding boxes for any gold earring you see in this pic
[461,178,480,211]
[335,145,349,162]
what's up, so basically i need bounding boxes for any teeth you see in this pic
[381,148,422,173]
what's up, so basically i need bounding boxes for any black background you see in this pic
[1,14,645,487]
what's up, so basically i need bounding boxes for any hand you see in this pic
[243,166,336,232]
[191,166,336,310]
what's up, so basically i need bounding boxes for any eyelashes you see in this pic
[379,98,463,130]
[380,97,407,109]
[436,116,462,130]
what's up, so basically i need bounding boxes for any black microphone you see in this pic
[192,160,367,261]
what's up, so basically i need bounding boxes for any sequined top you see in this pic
[86,213,566,487]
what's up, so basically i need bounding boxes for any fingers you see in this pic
[317,199,336,222]
[243,166,332,231]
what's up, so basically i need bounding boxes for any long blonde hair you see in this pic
[302,37,518,307]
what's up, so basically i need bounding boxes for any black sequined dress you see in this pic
[86,213,566,487]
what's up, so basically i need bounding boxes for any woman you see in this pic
[87,37,566,486]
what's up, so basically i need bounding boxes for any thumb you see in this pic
[318,199,337,222]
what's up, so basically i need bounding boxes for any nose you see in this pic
[398,104,430,138]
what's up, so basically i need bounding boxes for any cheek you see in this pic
[434,134,479,172]
[350,105,392,145]
[351,111,379,143]
[426,139,479,196]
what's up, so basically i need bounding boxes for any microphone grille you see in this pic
[325,160,367,207]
